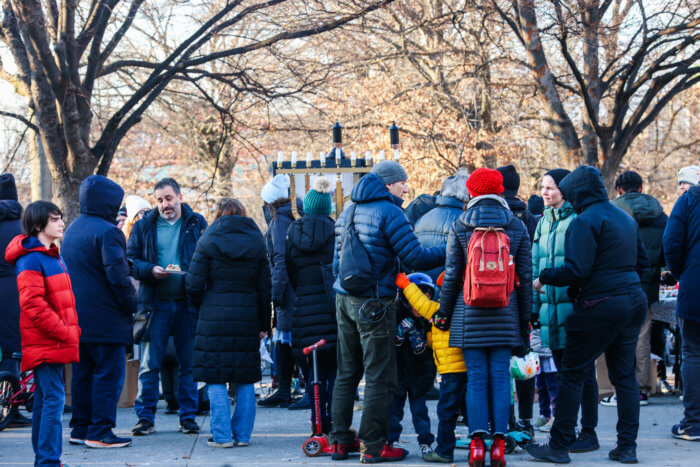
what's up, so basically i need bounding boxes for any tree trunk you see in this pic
[29,118,52,201]
[581,1,601,166]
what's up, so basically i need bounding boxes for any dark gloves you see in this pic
[512,344,528,358]
[530,313,541,330]
[433,311,450,331]
[660,271,678,286]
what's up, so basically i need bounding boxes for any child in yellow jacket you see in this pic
[396,272,467,463]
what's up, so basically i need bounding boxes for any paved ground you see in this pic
[0,390,695,466]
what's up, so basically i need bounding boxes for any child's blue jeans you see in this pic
[388,389,435,445]
[32,363,65,466]
[434,373,467,460]
[536,371,558,418]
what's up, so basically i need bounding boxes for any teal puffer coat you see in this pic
[532,202,575,350]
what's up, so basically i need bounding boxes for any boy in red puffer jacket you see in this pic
[5,201,80,467]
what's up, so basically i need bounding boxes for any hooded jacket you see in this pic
[285,215,337,351]
[187,215,272,384]
[332,173,446,298]
[5,235,80,372]
[532,202,576,350]
[440,195,533,349]
[612,192,667,304]
[539,166,647,301]
[127,203,207,340]
[663,186,700,323]
[503,195,538,243]
[0,200,23,354]
[62,175,136,346]
[414,195,465,281]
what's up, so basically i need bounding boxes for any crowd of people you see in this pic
[0,161,698,466]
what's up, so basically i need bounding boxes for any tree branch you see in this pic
[0,109,39,131]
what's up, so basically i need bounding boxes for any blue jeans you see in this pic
[208,383,256,444]
[464,347,511,435]
[70,344,125,440]
[135,300,198,423]
[388,391,435,445]
[435,373,467,459]
[536,371,558,419]
[32,363,65,466]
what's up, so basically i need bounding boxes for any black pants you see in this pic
[515,378,535,421]
[551,349,598,431]
[550,291,646,451]
[650,320,667,379]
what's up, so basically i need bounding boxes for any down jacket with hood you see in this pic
[0,199,23,355]
[539,166,648,301]
[612,192,667,304]
[440,195,533,350]
[5,235,81,372]
[663,185,700,323]
[187,215,272,384]
[332,173,446,298]
[62,175,137,346]
[285,215,337,351]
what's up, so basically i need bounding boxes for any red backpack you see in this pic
[463,227,516,308]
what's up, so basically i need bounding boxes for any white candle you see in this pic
[379,150,385,161]
[306,152,312,165]
[350,151,357,164]
[320,151,325,162]
[335,147,341,163]
[291,151,298,165]
[365,150,372,164]
[277,151,283,165]
[393,148,400,161]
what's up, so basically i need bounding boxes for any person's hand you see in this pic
[433,311,450,331]
[512,344,528,358]
[533,278,545,294]
[660,271,677,286]
[395,273,411,289]
[259,331,268,340]
[530,313,541,330]
[152,265,168,279]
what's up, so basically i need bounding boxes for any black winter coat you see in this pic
[395,304,436,397]
[187,215,272,384]
[127,203,207,341]
[440,196,533,349]
[0,200,22,354]
[414,196,464,281]
[503,195,538,244]
[62,176,137,346]
[539,166,647,301]
[285,215,337,351]
[264,200,303,332]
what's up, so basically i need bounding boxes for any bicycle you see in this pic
[0,352,34,431]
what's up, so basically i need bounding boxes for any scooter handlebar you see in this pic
[303,339,327,355]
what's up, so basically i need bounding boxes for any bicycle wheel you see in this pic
[0,371,21,431]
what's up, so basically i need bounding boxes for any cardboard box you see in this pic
[64,359,140,408]
[596,354,657,398]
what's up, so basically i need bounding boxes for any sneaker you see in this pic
[236,441,249,446]
[532,415,551,428]
[68,437,86,445]
[288,392,311,410]
[423,451,452,463]
[331,441,354,460]
[658,380,673,394]
[8,413,32,427]
[516,419,535,438]
[207,437,233,448]
[361,443,408,463]
[85,434,132,448]
[608,445,638,464]
[639,392,649,406]
[539,417,554,432]
[131,419,155,436]
[526,442,571,463]
[257,388,292,408]
[672,420,700,441]
[569,430,599,452]
[164,402,179,415]
[419,443,433,458]
[179,418,200,434]
[600,394,617,406]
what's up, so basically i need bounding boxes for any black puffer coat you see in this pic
[187,215,272,384]
[0,200,22,355]
[503,195,538,244]
[440,195,533,349]
[285,215,337,351]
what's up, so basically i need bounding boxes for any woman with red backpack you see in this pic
[434,168,533,467]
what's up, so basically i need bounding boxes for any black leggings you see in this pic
[515,378,536,421]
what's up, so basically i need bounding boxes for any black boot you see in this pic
[288,390,311,410]
[257,380,292,408]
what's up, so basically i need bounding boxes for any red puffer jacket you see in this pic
[5,235,80,372]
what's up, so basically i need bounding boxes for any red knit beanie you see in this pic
[467,168,504,197]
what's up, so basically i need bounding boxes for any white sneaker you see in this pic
[532,415,551,428]
[600,394,617,407]
[207,437,234,448]
[539,417,554,432]
[419,443,433,458]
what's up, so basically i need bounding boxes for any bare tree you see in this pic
[0,0,393,220]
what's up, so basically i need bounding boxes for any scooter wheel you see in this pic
[303,438,322,457]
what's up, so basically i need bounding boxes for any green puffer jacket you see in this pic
[532,202,576,350]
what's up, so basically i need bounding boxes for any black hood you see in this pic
[0,199,22,221]
[503,195,527,214]
[613,192,663,226]
[197,215,266,261]
[689,185,700,199]
[79,175,124,222]
[559,166,609,213]
[287,215,335,253]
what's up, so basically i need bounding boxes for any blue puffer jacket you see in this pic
[440,195,533,349]
[663,185,700,323]
[333,173,446,298]
[539,166,647,301]
[0,200,23,354]
[414,196,464,281]
[62,175,137,346]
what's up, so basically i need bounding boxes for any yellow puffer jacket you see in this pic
[402,283,466,374]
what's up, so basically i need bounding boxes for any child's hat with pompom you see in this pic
[303,177,333,216]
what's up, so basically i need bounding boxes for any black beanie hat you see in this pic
[528,195,545,216]
[496,165,520,196]
[544,168,571,187]
[0,173,18,201]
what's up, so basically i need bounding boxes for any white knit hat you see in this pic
[125,195,151,221]
[678,166,699,185]
[260,174,290,204]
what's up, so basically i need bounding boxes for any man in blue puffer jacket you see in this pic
[62,175,137,448]
[414,169,469,281]
[330,161,446,463]
[663,183,700,441]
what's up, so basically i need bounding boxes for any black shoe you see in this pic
[569,429,599,452]
[257,389,292,408]
[426,385,440,401]
[8,413,32,427]
[288,392,311,410]
[516,419,535,438]
[609,446,638,464]
[179,418,200,434]
[164,401,179,415]
[85,434,132,448]
[526,443,571,463]
[132,419,155,436]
